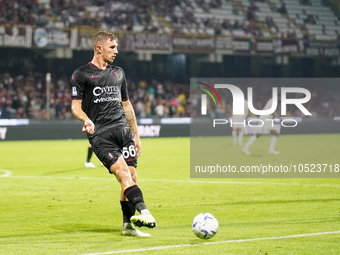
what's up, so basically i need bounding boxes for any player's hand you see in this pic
[82,119,95,134]
[134,135,142,157]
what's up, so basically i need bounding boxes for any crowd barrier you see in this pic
[0,118,190,141]
[0,118,339,141]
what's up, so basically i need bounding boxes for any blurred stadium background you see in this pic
[0,0,339,138]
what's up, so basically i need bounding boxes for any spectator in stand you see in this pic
[154,99,165,118]
[304,14,316,24]
[169,97,178,117]
[247,10,256,22]
[232,7,239,15]
[303,33,310,47]
[265,16,278,33]
[222,19,232,30]
[135,99,147,118]
[249,1,259,12]
[277,2,287,14]
[249,33,257,54]
[214,23,223,35]
[0,0,300,37]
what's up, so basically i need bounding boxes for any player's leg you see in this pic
[120,166,150,236]
[268,130,279,154]
[232,127,237,146]
[93,129,156,229]
[121,166,137,226]
[84,144,97,168]
[232,116,244,146]
[120,129,156,229]
[238,128,244,146]
[243,119,270,155]
[109,158,156,228]
[242,132,260,155]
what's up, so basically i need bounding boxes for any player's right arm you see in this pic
[71,99,95,135]
[70,69,94,135]
[71,100,94,135]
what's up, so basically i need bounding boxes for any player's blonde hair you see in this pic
[92,31,118,52]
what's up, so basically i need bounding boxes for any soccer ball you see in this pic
[192,213,219,239]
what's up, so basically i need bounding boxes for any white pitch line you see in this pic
[1,175,340,187]
[78,230,340,255]
[1,175,111,180]
[0,169,13,177]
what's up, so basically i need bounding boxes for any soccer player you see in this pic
[231,99,248,146]
[84,144,97,168]
[70,31,156,237]
[242,95,281,155]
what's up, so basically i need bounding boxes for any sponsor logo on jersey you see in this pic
[93,86,119,96]
[72,87,77,96]
[94,97,120,103]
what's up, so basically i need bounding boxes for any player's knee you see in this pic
[110,161,128,176]
[131,173,137,183]
[129,166,137,183]
[271,131,279,136]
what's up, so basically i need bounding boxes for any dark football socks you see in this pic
[120,200,136,223]
[86,146,93,162]
[124,185,147,213]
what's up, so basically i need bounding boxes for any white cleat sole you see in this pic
[131,214,157,229]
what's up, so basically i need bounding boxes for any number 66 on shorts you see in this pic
[123,145,136,159]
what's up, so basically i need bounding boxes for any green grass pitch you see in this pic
[1,135,340,254]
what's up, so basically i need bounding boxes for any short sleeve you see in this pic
[70,70,84,100]
[120,69,129,101]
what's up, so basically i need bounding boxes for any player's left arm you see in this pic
[122,99,142,157]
